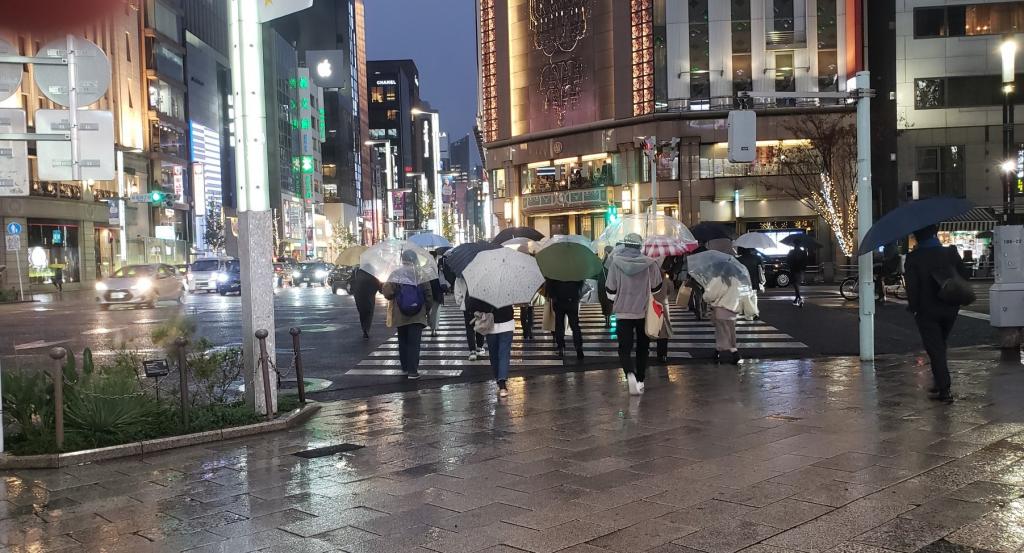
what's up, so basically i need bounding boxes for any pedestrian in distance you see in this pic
[454,276,486,360]
[654,269,674,364]
[598,246,615,328]
[472,300,515,398]
[349,268,380,340]
[905,224,971,402]
[51,265,63,293]
[786,245,809,306]
[605,233,663,396]
[381,250,433,380]
[545,278,585,359]
[736,247,765,316]
[427,276,444,337]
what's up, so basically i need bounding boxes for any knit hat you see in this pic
[621,233,643,248]
[401,250,419,264]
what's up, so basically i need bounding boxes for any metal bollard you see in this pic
[48,347,65,450]
[255,329,274,420]
[175,336,189,429]
[289,327,305,405]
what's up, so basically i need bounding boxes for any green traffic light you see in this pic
[149,191,165,203]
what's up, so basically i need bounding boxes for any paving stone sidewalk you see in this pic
[2,351,1024,553]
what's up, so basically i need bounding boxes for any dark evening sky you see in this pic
[364,0,479,144]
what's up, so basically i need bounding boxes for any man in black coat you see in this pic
[350,268,380,339]
[545,278,584,359]
[785,246,809,306]
[905,224,969,402]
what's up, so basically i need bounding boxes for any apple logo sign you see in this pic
[317,59,332,79]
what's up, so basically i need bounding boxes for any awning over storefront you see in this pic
[939,207,997,232]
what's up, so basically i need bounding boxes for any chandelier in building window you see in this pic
[530,0,591,127]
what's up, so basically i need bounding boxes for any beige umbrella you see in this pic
[334,245,368,267]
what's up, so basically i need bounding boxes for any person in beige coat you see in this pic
[381,250,434,379]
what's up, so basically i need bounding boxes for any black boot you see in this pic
[556,348,564,358]
[576,349,584,360]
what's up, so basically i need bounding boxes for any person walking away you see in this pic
[350,268,380,339]
[654,270,674,364]
[520,294,537,340]
[427,276,444,337]
[703,274,746,364]
[605,233,663,395]
[786,245,809,306]
[545,278,585,359]
[454,276,486,360]
[52,265,63,293]
[598,246,615,328]
[905,224,970,402]
[381,250,433,379]
[737,247,765,315]
[473,300,515,397]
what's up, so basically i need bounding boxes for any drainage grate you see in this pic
[293,443,365,459]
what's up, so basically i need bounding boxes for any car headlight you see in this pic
[292,271,301,278]
[131,278,153,292]
[217,272,229,283]
[95,282,107,291]
[315,270,327,279]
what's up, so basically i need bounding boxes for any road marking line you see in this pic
[14,339,71,351]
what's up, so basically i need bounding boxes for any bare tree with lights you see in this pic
[764,113,858,258]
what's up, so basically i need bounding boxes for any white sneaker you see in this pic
[627,373,640,396]
[468,353,478,361]
[478,347,488,357]
[637,381,645,395]
[498,388,509,398]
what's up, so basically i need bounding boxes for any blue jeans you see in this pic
[486,331,513,382]
[397,323,424,375]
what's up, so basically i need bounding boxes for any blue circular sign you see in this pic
[5,222,21,235]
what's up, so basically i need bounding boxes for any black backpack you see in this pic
[933,247,975,307]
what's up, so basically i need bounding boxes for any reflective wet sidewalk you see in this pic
[2,352,1024,553]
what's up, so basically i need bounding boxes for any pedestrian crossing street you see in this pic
[347,302,808,378]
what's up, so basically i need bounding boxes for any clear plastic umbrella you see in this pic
[501,237,539,254]
[686,250,752,289]
[462,247,544,308]
[734,232,776,250]
[408,232,451,249]
[358,239,438,286]
[536,234,596,253]
[595,212,697,253]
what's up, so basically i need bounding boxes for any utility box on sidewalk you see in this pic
[991,225,1024,329]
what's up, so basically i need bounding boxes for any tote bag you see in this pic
[645,294,667,339]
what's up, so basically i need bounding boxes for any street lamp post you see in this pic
[366,140,395,239]
[412,108,443,234]
[1002,36,1017,224]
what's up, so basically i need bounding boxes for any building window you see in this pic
[916,146,966,198]
[386,109,398,121]
[817,0,838,49]
[732,0,753,100]
[914,3,1024,38]
[369,128,386,140]
[370,86,384,103]
[124,31,132,62]
[818,50,838,91]
[28,223,80,284]
[631,0,654,116]
[384,86,397,102]
[914,74,1024,109]
[491,169,507,198]
[689,0,710,102]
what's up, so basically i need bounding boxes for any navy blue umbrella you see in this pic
[690,222,734,244]
[857,197,974,256]
[781,233,824,249]
[445,241,503,276]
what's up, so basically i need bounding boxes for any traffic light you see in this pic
[606,203,619,225]
[149,190,166,204]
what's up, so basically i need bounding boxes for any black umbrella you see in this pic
[858,197,974,256]
[690,222,734,244]
[781,234,824,249]
[492,226,545,244]
[445,241,503,276]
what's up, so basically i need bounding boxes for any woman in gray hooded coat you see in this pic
[605,233,663,395]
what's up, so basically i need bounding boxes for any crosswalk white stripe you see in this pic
[346,369,463,376]
[367,349,695,358]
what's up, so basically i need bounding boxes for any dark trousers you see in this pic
[553,302,583,352]
[617,318,650,382]
[916,313,957,392]
[656,338,668,358]
[355,300,374,334]
[520,305,534,339]
[463,310,484,352]
[397,323,424,375]
[792,271,804,300]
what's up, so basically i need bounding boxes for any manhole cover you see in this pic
[293,443,365,459]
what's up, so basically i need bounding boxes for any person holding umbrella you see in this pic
[598,246,615,328]
[736,247,765,314]
[455,276,486,360]
[605,233,663,395]
[786,245,809,307]
[380,250,434,379]
[350,268,380,340]
[535,239,603,359]
[545,278,585,359]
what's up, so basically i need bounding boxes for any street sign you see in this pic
[0,109,28,197]
[129,193,150,203]
[142,359,169,378]
[6,222,21,235]
[5,235,19,252]
[727,111,756,163]
[0,38,22,103]
[36,109,115,181]
[33,36,111,108]
[106,200,119,225]
[258,0,314,23]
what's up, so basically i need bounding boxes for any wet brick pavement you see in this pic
[2,351,1024,552]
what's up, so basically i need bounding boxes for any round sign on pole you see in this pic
[0,38,22,103]
[6,222,22,235]
[33,36,111,108]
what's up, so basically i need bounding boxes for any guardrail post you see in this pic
[48,347,65,450]
[175,336,189,429]
[289,327,305,405]
[255,329,274,420]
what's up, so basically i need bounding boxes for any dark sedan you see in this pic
[291,262,331,287]
[216,260,242,295]
[328,265,355,294]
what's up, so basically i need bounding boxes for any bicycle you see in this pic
[839,273,907,301]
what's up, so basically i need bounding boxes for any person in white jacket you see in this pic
[703,274,758,364]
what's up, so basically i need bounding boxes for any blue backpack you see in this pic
[396,283,425,316]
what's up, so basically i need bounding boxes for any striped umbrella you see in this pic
[642,235,698,258]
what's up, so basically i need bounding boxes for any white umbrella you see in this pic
[501,237,538,254]
[462,248,544,308]
[408,232,451,249]
[359,239,438,285]
[536,234,596,253]
[734,232,776,250]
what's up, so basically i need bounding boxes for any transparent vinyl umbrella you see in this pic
[358,239,438,286]
[595,213,697,254]
[686,250,752,289]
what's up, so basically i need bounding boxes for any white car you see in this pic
[95,264,185,310]
[188,257,235,293]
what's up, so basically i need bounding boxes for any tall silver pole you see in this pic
[855,71,875,361]
[650,135,658,215]
[65,35,81,181]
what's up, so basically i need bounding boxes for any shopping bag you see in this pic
[675,286,692,308]
[541,301,556,332]
[645,294,666,339]
[580,279,599,304]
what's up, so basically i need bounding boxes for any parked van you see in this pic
[188,257,235,293]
